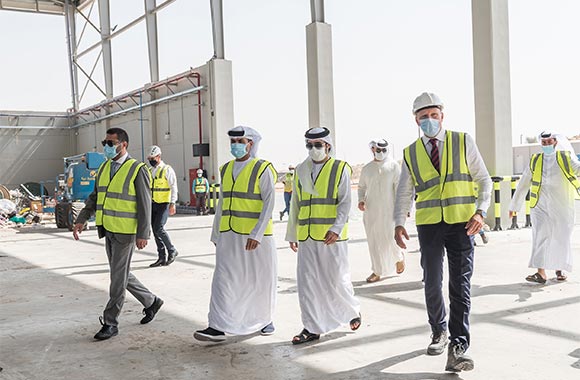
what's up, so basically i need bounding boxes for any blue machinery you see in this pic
[55,152,105,230]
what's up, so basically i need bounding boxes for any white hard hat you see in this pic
[412,92,444,114]
[197,168,203,174]
[147,145,162,158]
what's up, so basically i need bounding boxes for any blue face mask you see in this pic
[541,145,555,155]
[230,143,248,159]
[103,144,119,160]
[419,118,441,137]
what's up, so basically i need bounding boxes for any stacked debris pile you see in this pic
[0,183,49,229]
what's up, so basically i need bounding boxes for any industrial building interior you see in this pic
[1,1,579,380]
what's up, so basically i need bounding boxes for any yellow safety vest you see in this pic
[296,158,351,242]
[218,158,276,235]
[403,131,475,225]
[283,172,294,192]
[529,150,580,207]
[194,177,208,193]
[96,158,145,234]
[151,164,171,203]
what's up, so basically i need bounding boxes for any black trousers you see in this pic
[151,202,175,260]
[417,221,474,349]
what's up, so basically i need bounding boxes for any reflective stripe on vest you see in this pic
[194,178,208,193]
[296,158,351,242]
[403,131,475,225]
[95,158,144,234]
[530,151,580,207]
[151,165,171,203]
[218,158,276,235]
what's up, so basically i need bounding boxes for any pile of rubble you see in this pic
[0,184,44,229]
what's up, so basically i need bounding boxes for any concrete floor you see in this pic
[1,198,579,380]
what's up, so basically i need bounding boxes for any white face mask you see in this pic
[374,151,387,161]
[309,147,327,162]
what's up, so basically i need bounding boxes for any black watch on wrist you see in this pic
[475,209,487,218]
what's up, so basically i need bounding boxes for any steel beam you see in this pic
[64,0,80,110]
[310,0,324,23]
[144,0,160,83]
[209,0,225,59]
[97,0,113,99]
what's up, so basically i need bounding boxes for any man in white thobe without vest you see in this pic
[358,138,405,283]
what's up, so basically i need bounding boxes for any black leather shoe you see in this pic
[140,297,164,324]
[166,251,178,266]
[445,343,474,372]
[149,258,166,267]
[94,317,118,340]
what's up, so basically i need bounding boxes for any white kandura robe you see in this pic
[358,159,404,276]
[509,152,580,272]
[208,159,277,335]
[286,160,360,335]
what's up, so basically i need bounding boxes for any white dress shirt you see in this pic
[394,128,492,227]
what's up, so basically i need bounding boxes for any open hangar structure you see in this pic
[0,0,514,220]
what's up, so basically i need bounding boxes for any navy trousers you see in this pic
[417,222,474,348]
[151,202,175,260]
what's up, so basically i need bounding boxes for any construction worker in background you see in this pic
[147,145,179,267]
[73,127,163,341]
[394,92,492,373]
[193,168,210,215]
[279,165,295,221]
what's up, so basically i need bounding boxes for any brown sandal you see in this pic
[366,273,380,283]
[525,272,546,284]
[350,314,362,331]
[396,259,405,274]
[556,271,567,281]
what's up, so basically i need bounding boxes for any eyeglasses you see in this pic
[375,148,387,153]
[101,139,119,147]
[306,142,325,150]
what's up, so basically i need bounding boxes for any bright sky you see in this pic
[1,0,579,168]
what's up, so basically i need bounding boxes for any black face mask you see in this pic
[149,159,158,167]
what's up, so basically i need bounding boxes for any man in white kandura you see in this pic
[194,126,277,342]
[358,138,405,283]
[509,131,580,284]
[286,126,361,345]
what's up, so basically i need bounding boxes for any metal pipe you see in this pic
[0,125,70,130]
[72,85,204,129]
[0,113,69,118]
[74,71,200,116]
[196,74,204,169]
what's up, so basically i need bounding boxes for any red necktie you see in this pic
[429,138,440,172]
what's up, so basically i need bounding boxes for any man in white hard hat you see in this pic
[509,131,580,283]
[194,126,278,342]
[394,92,492,372]
[192,168,209,215]
[286,127,361,345]
[358,138,405,283]
[147,145,179,267]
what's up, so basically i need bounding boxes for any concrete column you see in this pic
[472,0,513,225]
[306,22,336,148]
[208,59,234,182]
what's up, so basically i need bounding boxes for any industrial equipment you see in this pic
[55,152,105,230]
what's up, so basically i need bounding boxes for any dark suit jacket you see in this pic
[76,156,151,242]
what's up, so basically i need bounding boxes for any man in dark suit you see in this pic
[73,127,163,340]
